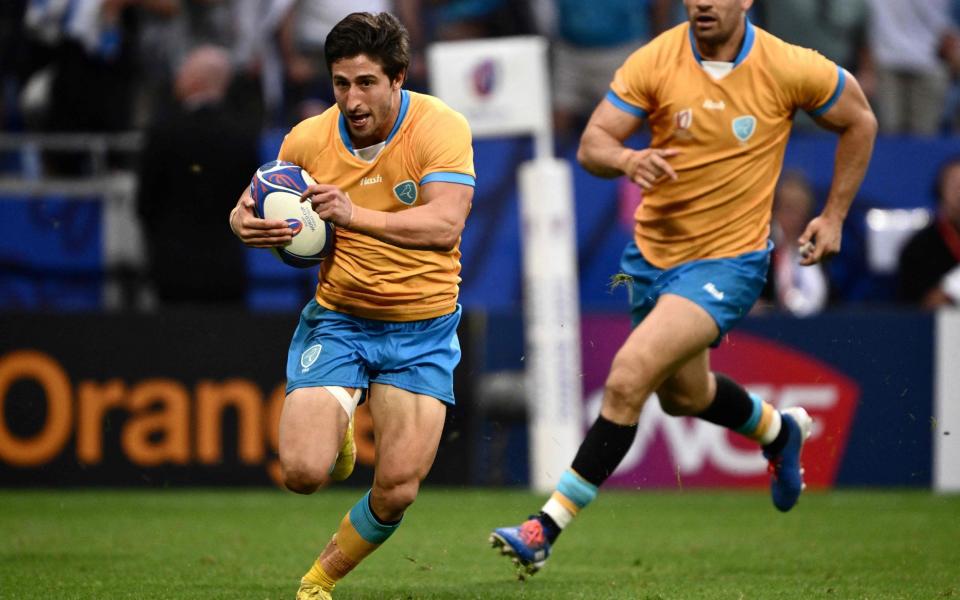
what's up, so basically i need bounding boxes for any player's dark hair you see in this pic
[325,12,410,83]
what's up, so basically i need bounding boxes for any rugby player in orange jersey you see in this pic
[230,12,475,599]
[491,0,876,577]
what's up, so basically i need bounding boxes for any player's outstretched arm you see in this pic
[303,181,473,251]
[578,99,679,189]
[228,186,295,248]
[802,70,878,265]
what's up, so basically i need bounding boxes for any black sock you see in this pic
[536,511,561,544]
[367,494,402,526]
[570,414,639,487]
[762,423,790,456]
[697,373,755,430]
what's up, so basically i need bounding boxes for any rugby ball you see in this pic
[250,160,335,268]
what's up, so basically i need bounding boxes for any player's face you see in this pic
[941,163,960,227]
[684,0,753,49]
[331,54,404,147]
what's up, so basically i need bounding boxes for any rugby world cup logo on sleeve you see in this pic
[732,115,757,142]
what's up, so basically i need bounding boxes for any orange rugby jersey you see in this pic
[608,20,843,268]
[279,90,475,321]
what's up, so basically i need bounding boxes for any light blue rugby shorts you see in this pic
[285,300,462,405]
[619,239,772,346]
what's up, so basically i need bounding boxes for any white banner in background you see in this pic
[427,36,551,139]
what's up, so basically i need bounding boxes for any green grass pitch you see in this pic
[1,488,958,599]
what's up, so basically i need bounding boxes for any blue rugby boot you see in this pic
[490,517,551,579]
[764,407,813,512]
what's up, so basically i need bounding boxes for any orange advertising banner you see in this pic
[0,311,416,486]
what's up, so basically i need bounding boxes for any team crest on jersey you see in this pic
[300,344,322,370]
[732,115,757,142]
[675,108,693,130]
[393,180,418,205]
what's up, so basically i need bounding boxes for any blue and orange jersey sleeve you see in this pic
[779,45,845,117]
[415,106,476,188]
[608,44,658,119]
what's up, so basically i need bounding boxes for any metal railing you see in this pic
[0,132,148,310]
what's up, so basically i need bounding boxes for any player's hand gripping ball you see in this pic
[250,160,335,268]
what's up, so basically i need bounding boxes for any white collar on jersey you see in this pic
[689,16,755,80]
[353,140,386,162]
[338,89,411,158]
[702,61,735,80]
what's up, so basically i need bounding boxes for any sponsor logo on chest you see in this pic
[360,174,382,186]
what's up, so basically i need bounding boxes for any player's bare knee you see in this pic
[374,477,421,514]
[604,365,650,413]
[280,461,325,494]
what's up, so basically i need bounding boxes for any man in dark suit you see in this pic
[897,156,960,308]
[138,45,261,306]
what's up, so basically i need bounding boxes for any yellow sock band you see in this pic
[336,512,381,562]
[302,558,337,592]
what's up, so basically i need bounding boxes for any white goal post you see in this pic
[428,36,583,491]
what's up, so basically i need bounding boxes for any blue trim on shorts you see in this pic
[735,393,764,434]
[557,470,599,508]
[349,490,400,544]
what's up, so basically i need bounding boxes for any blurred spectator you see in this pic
[758,0,867,137]
[897,156,960,309]
[229,0,298,128]
[760,171,829,316]
[1,1,28,133]
[428,0,534,41]
[280,0,392,124]
[540,0,671,141]
[21,0,179,174]
[132,0,184,128]
[759,0,867,73]
[862,0,960,135]
[129,0,304,130]
[137,45,260,306]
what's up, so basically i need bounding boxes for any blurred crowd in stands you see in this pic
[0,0,959,313]
[7,0,960,142]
